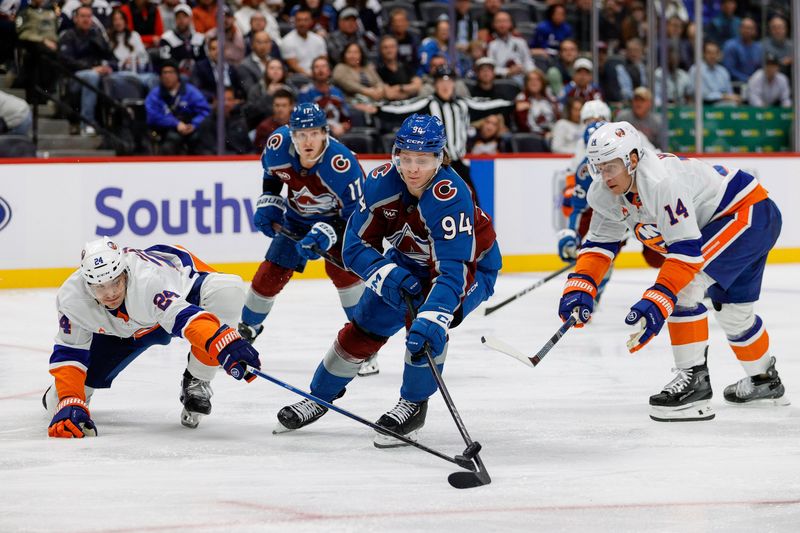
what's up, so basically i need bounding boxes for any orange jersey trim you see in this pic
[655,258,703,296]
[183,312,222,366]
[731,330,770,362]
[717,184,768,220]
[562,173,576,218]
[702,205,752,263]
[575,252,612,287]
[175,245,216,273]
[668,317,709,346]
[50,365,88,402]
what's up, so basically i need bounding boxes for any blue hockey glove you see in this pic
[625,284,677,353]
[366,264,422,311]
[208,326,261,382]
[558,273,596,327]
[407,311,450,358]
[253,194,285,238]
[48,397,97,438]
[556,228,579,262]
[296,222,337,260]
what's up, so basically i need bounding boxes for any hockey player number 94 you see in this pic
[442,213,473,240]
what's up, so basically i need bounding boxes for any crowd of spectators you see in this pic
[0,0,794,155]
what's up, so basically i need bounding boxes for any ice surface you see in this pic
[2,266,800,532]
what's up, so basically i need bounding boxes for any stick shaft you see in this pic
[484,263,573,316]
[531,313,578,366]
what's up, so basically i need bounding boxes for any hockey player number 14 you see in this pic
[442,213,473,240]
[664,199,689,225]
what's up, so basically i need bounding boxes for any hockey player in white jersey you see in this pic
[558,121,787,421]
[43,237,262,438]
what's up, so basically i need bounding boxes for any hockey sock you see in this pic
[241,290,274,326]
[309,342,362,401]
[667,304,709,369]
[399,347,447,403]
[728,315,771,376]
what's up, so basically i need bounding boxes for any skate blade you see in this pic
[650,400,715,422]
[725,395,791,407]
[357,363,379,377]
[272,421,295,435]
[373,429,419,448]
[181,409,203,429]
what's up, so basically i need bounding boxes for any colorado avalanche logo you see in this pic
[387,223,431,266]
[615,128,626,137]
[290,186,338,215]
[331,154,351,173]
[634,223,667,254]
[370,162,392,179]
[275,170,292,181]
[433,180,457,201]
[267,133,283,150]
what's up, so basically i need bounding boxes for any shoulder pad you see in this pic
[262,127,291,165]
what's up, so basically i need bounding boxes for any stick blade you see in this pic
[481,336,535,368]
[448,469,491,489]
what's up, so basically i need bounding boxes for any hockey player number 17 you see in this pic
[664,199,689,226]
[442,213,473,240]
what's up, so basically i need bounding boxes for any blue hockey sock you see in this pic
[241,305,268,326]
[399,361,444,403]
[310,361,354,402]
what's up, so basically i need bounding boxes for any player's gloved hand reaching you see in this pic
[406,311,449,359]
[48,397,97,438]
[253,194,285,238]
[296,222,337,260]
[207,326,262,382]
[367,264,422,310]
[558,273,596,327]
[556,228,579,262]
[625,284,677,353]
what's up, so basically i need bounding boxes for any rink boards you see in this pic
[0,153,799,288]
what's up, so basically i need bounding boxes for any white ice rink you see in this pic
[2,266,800,532]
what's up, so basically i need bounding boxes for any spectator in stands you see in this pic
[327,7,370,63]
[688,41,740,106]
[599,42,632,104]
[747,54,791,108]
[722,17,763,84]
[386,8,419,73]
[531,3,572,58]
[616,87,662,148]
[470,58,518,100]
[205,5,246,66]
[550,96,583,154]
[706,0,739,46]
[419,19,450,76]
[158,4,205,76]
[191,35,246,102]
[236,0,282,46]
[620,1,647,44]
[666,15,694,71]
[546,38,579,97]
[195,87,254,154]
[566,0,591,51]
[377,35,422,102]
[15,0,57,53]
[332,42,384,105]
[624,38,648,90]
[192,0,217,35]
[239,31,282,94]
[660,0,688,21]
[109,8,158,97]
[454,0,480,51]
[419,55,470,99]
[477,0,503,41]
[0,0,19,69]
[559,58,602,106]
[488,11,534,84]
[254,87,294,151]
[0,90,33,137]
[468,114,508,155]
[297,55,350,136]
[763,16,792,73]
[514,69,559,137]
[290,0,336,36]
[59,0,112,34]
[243,57,290,127]
[281,7,327,75]
[59,5,118,136]
[654,50,690,106]
[266,0,285,22]
[145,60,210,154]
[598,0,623,49]
[158,0,181,33]
[120,0,163,49]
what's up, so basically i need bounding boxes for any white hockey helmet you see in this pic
[80,237,126,285]
[585,121,643,177]
[579,99,612,124]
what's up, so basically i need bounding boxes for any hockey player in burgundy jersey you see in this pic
[274,114,502,446]
[239,103,366,356]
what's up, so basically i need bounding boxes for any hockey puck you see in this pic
[462,441,482,460]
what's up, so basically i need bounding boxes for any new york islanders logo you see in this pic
[331,154,351,173]
[387,223,431,266]
[433,180,457,201]
[615,128,626,137]
[290,186,338,215]
[634,223,666,253]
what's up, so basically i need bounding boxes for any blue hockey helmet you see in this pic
[583,120,607,147]
[289,103,328,130]
[394,114,447,154]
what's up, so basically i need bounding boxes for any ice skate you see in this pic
[724,357,790,406]
[274,389,345,434]
[649,361,714,422]
[357,354,379,377]
[180,369,213,429]
[238,322,264,344]
[373,398,428,448]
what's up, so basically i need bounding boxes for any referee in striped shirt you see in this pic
[372,66,513,202]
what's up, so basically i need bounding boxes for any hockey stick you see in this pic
[246,366,478,477]
[481,311,580,367]
[277,226,346,270]
[404,294,491,489]
[483,262,574,316]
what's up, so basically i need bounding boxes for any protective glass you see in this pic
[290,128,326,144]
[87,272,126,300]
[392,147,443,174]
[591,159,627,181]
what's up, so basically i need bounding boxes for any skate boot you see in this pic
[649,361,714,422]
[274,389,346,434]
[373,398,428,448]
[180,369,213,428]
[724,357,790,406]
[238,322,264,344]
[357,354,379,377]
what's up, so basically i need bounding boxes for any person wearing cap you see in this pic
[746,54,791,108]
[487,10,534,83]
[158,4,206,76]
[204,4,246,66]
[326,6,371,64]
[616,87,663,147]
[559,57,602,106]
[471,57,517,101]
[158,0,183,33]
[235,0,282,46]
[119,0,164,49]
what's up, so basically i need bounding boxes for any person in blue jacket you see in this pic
[274,114,502,447]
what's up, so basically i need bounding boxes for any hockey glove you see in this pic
[407,311,450,359]
[625,284,677,353]
[48,397,97,438]
[253,194,285,238]
[296,222,337,260]
[207,326,261,382]
[366,264,422,311]
[558,273,596,327]
[556,228,579,262]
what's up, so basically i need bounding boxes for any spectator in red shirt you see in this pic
[192,0,217,34]
[120,0,163,48]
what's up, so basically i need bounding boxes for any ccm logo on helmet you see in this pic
[331,154,351,173]
[433,180,457,201]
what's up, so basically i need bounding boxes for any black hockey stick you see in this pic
[404,294,491,489]
[483,262,574,316]
[481,310,581,367]
[247,366,478,477]
[277,226,346,269]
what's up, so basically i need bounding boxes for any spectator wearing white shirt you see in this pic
[747,54,791,108]
[280,7,326,76]
[487,11,534,83]
[235,0,282,46]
